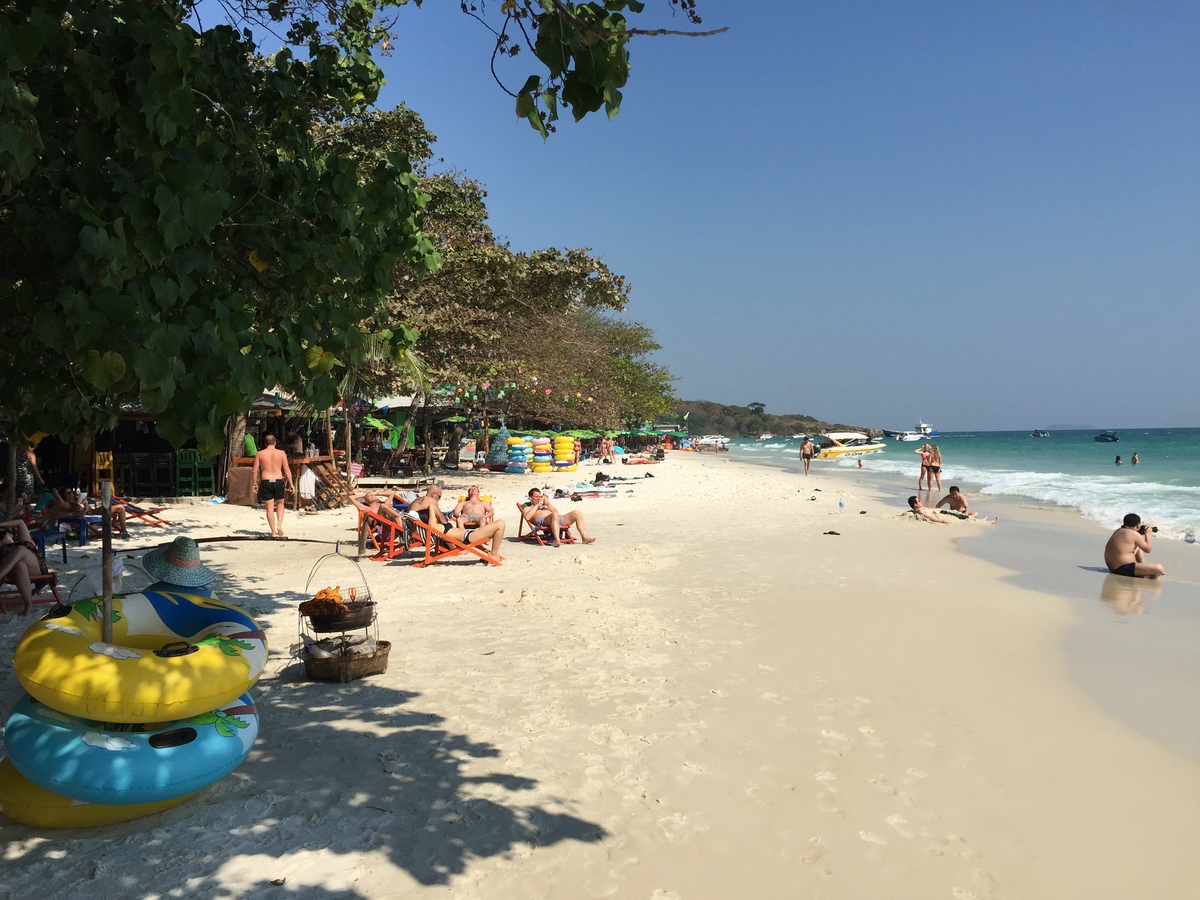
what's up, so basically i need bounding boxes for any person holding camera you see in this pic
[1104,513,1165,578]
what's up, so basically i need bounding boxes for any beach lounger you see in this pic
[515,503,578,547]
[111,494,171,527]
[406,516,502,567]
[351,499,411,562]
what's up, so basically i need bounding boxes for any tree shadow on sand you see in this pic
[1,565,606,898]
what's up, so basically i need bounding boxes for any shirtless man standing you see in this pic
[407,485,507,558]
[251,434,294,539]
[523,488,596,545]
[1104,513,1164,578]
[935,486,998,524]
[799,437,816,475]
[453,486,494,528]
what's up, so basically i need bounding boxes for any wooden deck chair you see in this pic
[405,515,502,568]
[0,545,63,613]
[351,498,412,562]
[515,503,578,546]
[110,494,171,527]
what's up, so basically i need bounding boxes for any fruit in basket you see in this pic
[299,587,348,617]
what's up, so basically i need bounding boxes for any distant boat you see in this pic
[814,432,888,460]
[883,420,937,441]
[755,433,775,441]
[1094,430,1119,443]
[1031,429,1050,438]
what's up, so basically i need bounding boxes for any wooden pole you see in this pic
[344,398,352,486]
[100,481,113,644]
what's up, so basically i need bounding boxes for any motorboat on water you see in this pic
[1094,430,1119,443]
[692,435,729,451]
[814,432,888,460]
[755,433,775,441]
[883,420,937,441]
[1031,429,1050,438]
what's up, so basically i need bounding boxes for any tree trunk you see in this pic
[421,396,433,472]
[223,414,247,496]
[444,425,463,468]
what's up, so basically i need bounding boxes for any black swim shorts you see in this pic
[259,479,286,501]
[1109,563,1137,577]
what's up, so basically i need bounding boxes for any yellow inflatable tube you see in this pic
[14,591,267,724]
[0,758,195,829]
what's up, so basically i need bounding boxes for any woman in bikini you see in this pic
[0,518,42,614]
[927,444,943,492]
[915,444,932,490]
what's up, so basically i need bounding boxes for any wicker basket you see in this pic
[303,640,391,683]
[308,600,376,633]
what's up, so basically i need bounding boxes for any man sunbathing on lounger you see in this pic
[407,485,507,559]
[358,490,410,523]
[453,486,493,528]
[522,488,596,545]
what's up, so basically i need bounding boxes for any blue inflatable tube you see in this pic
[5,692,259,805]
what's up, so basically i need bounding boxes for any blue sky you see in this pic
[372,2,1199,431]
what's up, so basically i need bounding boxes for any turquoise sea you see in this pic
[727,428,1200,538]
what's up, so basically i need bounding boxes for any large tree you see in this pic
[1,0,711,459]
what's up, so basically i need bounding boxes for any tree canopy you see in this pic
[1,0,708,455]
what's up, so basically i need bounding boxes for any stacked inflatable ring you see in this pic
[505,436,532,474]
[553,436,578,473]
[530,437,554,474]
[0,591,266,828]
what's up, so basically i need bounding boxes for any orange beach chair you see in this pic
[515,503,578,546]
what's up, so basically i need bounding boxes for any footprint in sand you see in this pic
[904,768,928,784]
[813,771,839,793]
[886,814,914,838]
[867,774,896,795]
[859,831,888,845]
[919,733,939,749]
[609,857,639,881]
[658,813,690,843]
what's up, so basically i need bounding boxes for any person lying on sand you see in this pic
[908,495,949,524]
[935,486,998,524]
[523,488,596,545]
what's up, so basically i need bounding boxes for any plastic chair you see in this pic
[175,449,199,496]
[194,455,216,495]
[92,451,114,496]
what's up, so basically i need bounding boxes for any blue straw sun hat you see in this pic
[143,537,215,588]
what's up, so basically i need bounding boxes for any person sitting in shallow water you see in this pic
[1104,513,1164,578]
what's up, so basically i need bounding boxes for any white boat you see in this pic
[1031,429,1050,438]
[814,432,887,460]
[692,435,729,451]
[755,433,775,441]
[883,420,937,441]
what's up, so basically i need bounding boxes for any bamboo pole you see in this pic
[100,481,113,644]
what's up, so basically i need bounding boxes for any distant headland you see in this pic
[673,400,872,438]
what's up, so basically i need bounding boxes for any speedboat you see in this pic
[814,432,887,460]
[1031,429,1050,438]
[754,433,775,441]
[1094,431,1119,443]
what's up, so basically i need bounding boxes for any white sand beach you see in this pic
[3,452,1199,899]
